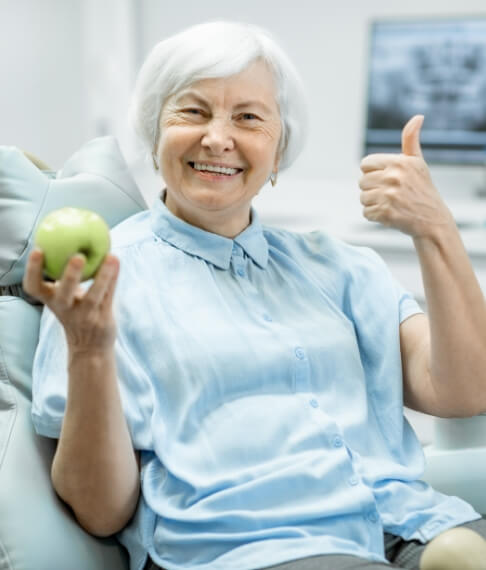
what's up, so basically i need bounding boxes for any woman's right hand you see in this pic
[22,249,120,354]
[24,249,140,534]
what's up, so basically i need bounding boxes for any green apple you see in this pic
[34,207,110,281]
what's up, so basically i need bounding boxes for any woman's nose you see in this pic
[200,118,235,154]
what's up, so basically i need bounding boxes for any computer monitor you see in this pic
[363,17,486,165]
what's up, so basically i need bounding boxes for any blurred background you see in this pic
[3,0,486,185]
[3,0,486,442]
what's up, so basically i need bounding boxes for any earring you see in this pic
[152,153,159,170]
[270,171,278,187]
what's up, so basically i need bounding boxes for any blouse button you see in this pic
[309,398,319,408]
[295,347,305,360]
[237,268,245,277]
[348,475,359,486]
[333,436,343,448]
[367,511,379,523]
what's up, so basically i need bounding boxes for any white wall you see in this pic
[0,0,85,168]
[0,0,138,169]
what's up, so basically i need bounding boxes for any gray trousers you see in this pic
[144,516,486,570]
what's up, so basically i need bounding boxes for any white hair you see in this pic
[129,21,308,171]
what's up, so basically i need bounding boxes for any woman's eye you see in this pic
[240,113,258,121]
[183,108,204,116]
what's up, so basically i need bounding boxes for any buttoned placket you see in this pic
[230,243,246,278]
[230,239,379,528]
[230,242,276,328]
[292,343,311,395]
[304,388,384,539]
[300,369,368,496]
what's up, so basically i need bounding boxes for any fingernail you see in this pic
[31,247,43,261]
[71,254,86,267]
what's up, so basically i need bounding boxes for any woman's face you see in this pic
[156,60,282,237]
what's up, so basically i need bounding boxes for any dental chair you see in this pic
[0,138,147,570]
[423,415,486,515]
[0,138,485,570]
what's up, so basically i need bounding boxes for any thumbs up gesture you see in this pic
[359,115,454,239]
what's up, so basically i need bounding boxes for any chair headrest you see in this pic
[0,136,147,287]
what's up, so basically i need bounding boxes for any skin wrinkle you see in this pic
[151,55,287,162]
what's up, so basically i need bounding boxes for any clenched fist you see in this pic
[359,115,455,239]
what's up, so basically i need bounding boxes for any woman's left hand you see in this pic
[359,115,455,239]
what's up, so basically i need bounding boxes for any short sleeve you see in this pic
[343,243,424,331]
[334,243,425,407]
[393,277,424,324]
[31,305,154,450]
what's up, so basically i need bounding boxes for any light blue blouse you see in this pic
[31,196,480,570]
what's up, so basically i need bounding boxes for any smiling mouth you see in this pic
[188,161,243,177]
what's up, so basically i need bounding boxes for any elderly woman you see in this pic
[24,20,486,570]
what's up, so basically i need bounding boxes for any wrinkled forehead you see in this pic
[164,60,280,113]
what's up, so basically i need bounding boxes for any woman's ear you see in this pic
[152,111,164,171]
[152,133,161,170]
[270,153,280,187]
[272,150,281,174]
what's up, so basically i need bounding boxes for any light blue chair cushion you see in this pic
[0,137,147,287]
[0,297,129,570]
[0,137,148,569]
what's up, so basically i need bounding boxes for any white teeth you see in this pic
[192,162,240,175]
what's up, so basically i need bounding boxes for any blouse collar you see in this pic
[150,194,269,270]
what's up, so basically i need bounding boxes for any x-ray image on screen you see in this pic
[364,18,486,164]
